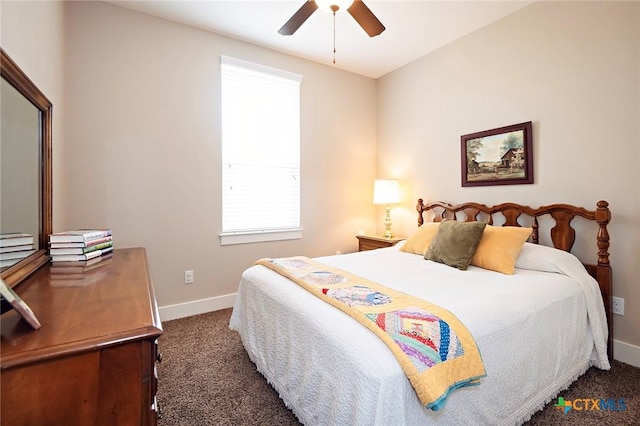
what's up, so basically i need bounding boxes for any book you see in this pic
[0,278,41,329]
[49,236,112,249]
[49,241,113,256]
[49,229,112,244]
[0,258,22,268]
[51,246,113,262]
[0,244,35,254]
[0,233,34,247]
[0,249,36,261]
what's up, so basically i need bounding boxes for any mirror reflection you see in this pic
[0,77,41,270]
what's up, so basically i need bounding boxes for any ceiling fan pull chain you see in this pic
[332,9,337,64]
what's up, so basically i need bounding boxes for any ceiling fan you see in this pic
[278,0,385,38]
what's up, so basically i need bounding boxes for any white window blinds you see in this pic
[220,56,303,245]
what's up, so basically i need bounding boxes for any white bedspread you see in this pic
[230,244,610,425]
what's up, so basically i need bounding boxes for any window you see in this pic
[220,56,303,245]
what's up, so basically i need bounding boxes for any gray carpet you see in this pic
[157,309,639,425]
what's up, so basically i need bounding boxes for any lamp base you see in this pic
[383,206,393,239]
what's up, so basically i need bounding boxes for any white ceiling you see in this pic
[107,1,534,79]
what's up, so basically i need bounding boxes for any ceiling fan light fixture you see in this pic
[278,0,384,39]
[315,0,354,13]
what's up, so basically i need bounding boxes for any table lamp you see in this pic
[373,179,400,239]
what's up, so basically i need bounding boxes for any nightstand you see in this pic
[356,235,404,251]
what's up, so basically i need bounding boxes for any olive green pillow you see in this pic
[424,220,487,270]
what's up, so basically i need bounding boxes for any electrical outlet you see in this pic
[612,296,624,316]
[184,270,194,284]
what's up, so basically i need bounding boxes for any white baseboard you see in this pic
[613,339,640,368]
[159,293,236,322]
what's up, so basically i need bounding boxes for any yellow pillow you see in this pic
[399,222,440,255]
[470,225,533,274]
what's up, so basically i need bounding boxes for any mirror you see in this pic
[1,48,52,287]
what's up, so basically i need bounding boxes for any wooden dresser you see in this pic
[1,247,163,426]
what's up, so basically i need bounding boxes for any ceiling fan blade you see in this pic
[278,1,319,36]
[347,0,385,37]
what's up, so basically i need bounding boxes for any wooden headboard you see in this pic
[416,199,612,359]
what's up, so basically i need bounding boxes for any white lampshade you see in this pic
[316,0,354,13]
[373,179,400,205]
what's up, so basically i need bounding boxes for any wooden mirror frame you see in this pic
[1,48,52,288]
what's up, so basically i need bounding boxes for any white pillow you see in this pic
[514,242,565,273]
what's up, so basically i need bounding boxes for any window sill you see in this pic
[220,228,303,246]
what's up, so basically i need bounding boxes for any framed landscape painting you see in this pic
[461,121,533,187]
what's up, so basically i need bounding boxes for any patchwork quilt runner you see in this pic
[255,256,486,410]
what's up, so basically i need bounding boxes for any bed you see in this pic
[229,200,612,425]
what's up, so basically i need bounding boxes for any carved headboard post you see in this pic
[417,199,425,227]
[594,200,612,360]
[595,200,611,268]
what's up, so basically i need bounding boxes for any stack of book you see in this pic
[49,229,113,263]
[0,233,36,268]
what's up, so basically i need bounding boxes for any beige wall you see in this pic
[0,0,66,232]
[377,1,640,349]
[64,1,377,308]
